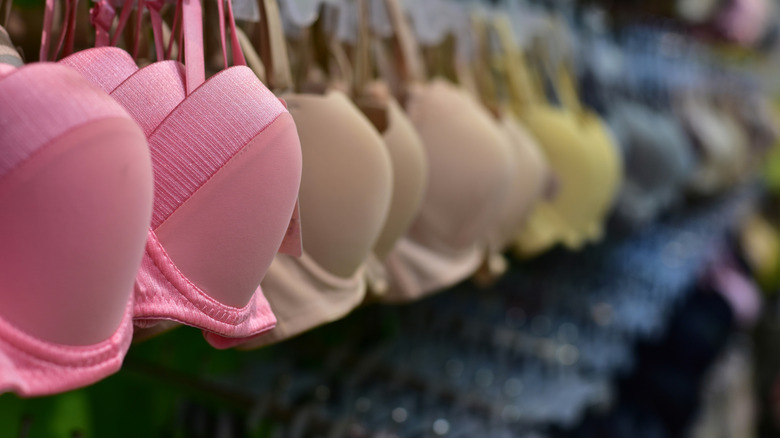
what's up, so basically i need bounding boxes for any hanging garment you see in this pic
[61,0,303,344]
[0,62,153,396]
[374,0,514,302]
[383,79,514,302]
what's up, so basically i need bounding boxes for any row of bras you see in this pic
[0,0,625,397]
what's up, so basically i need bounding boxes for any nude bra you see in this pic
[383,78,514,302]
[0,58,152,395]
[61,0,303,346]
[378,0,514,301]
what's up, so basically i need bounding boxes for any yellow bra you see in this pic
[492,17,621,256]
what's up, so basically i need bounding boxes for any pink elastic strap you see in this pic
[216,0,246,67]
[110,0,134,47]
[51,0,70,59]
[225,0,245,66]
[146,0,165,61]
[90,0,116,47]
[217,0,228,68]
[131,0,145,59]
[62,0,78,57]
[181,0,204,94]
[166,0,181,59]
[39,0,54,60]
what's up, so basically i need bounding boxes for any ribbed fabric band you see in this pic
[147,66,285,228]
[59,47,139,93]
[0,63,130,177]
[0,294,133,396]
[110,61,186,136]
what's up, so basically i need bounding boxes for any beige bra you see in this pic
[383,79,514,302]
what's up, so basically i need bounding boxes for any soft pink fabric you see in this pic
[62,44,302,342]
[134,66,301,341]
[0,63,151,395]
[0,297,134,397]
[0,62,130,175]
[59,47,139,93]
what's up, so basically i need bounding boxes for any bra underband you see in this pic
[207,250,366,349]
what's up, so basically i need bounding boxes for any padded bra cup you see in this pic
[373,98,428,260]
[521,108,597,245]
[491,115,549,250]
[61,48,303,337]
[381,80,514,301]
[405,80,514,254]
[282,91,393,278]
[0,64,153,346]
[0,63,151,396]
[518,106,619,249]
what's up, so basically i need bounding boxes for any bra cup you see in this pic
[372,98,429,260]
[579,112,622,240]
[405,80,514,253]
[492,115,548,249]
[0,119,151,346]
[284,91,393,278]
[521,107,597,244]
[154,112,302,308]
[0,65,153,346]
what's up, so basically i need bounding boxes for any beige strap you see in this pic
[383,0,425,84]
[236,25,266,82]
[492,16,543,109]
[353,0,370,97]
[256,0,293,92]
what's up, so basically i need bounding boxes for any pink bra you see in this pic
[0,62,153,396]
[61,0,303,344]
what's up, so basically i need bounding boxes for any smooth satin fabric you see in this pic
[382,79,514,302]
[0,63,152,395]
[490,113,550,251]
[371,94,429,261]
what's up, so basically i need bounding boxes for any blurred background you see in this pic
[5,0,780,436]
